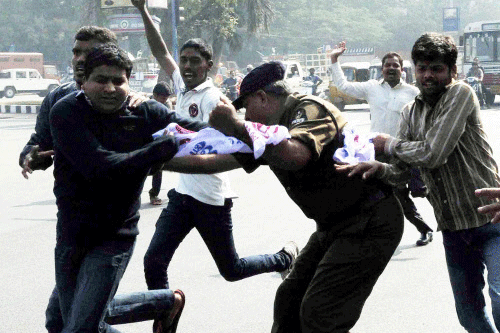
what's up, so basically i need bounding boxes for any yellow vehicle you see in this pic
[329,61,370,110]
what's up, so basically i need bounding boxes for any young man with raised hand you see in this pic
[131,0,297,296]
[330,42,434,246]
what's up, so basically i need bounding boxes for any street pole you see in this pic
[171,0,179,63]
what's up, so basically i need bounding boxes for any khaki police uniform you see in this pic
[234,93,404,333]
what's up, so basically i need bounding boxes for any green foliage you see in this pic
[0,0,83,67]
[1,0,500,70]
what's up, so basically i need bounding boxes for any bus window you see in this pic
[497,36,500,59]
[466,33,495,62]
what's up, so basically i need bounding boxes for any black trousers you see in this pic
[271,194,404,333]
[393,187,432,234]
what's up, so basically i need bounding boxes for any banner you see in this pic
[443,7,460,32]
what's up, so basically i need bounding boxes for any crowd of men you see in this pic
[17,0,500,332]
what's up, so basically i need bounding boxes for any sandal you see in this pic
[154,289,185,333]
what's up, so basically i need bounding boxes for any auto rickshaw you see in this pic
[329,61,370,111]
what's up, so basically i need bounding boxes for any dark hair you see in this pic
[382,52,403,68]
[84,44,133,79]
[411,32,457,68]
[180,38,213,61]
[75,26,118,45]
[153,81,172,96]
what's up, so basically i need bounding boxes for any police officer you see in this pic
[207,62,404,333]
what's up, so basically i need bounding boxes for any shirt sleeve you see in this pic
[330,62,370,100]
[386,83,476,169]
[200,87,222,122]
[285,101,346,161]
[18,89,62,168]
[172,68,185,96]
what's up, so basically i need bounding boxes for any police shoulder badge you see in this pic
[189,103,199,117]
[290,108,308,126]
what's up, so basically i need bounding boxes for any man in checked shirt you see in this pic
[337,32,500,333]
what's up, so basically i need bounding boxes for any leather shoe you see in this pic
[416,231,433,246]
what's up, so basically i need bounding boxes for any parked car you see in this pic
[0,68,60,98]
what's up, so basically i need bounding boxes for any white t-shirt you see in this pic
[172,68,233,206]
[330,62,419,136]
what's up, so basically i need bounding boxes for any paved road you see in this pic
[2,105,500,332]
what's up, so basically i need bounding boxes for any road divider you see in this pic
[0,104,40,114]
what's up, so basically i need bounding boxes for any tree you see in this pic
[2,0,500,74]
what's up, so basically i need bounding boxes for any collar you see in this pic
[183,77,215,94]
[415,79,456,105]
[380,78,404,88]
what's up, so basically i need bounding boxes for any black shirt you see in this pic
[49,91,206,246]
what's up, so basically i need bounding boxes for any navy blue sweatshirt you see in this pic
[49,91,206,247]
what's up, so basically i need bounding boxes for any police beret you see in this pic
[232,61,286,109]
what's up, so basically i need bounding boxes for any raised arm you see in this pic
[329,41,346,64]
[328,41,370,100]
[132,0,178,76]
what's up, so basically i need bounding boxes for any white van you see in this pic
[0,68,60,98]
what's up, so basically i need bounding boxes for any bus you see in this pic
[462,21,500,105]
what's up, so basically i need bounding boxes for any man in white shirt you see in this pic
[330,41,433,246]
[132,0,298,294]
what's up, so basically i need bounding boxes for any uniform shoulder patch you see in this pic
[290,108,308,126]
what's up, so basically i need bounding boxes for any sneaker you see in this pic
[279,241,299,280]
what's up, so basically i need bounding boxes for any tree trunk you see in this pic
[211,35,225,79]
[82,0,102,26]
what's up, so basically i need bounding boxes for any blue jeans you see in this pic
[443,223,500,333]
[54,239,175,333]
[144,189,290,289]
[45,287,176,333]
